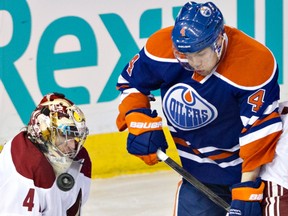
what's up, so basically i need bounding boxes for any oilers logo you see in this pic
[163,83,218,130]
[200,6,212,17]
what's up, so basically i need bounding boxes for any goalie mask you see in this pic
[27,93,89,175]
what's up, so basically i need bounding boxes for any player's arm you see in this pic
[116,89,168,165]
[229,72,282,215]
[116,52,168,165]
[241,167,260,182]
[238,91,281,176]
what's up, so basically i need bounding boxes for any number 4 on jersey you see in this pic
[248,89,265,112]
[23,188,35,211]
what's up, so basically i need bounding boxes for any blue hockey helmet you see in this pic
[172,1,224,53]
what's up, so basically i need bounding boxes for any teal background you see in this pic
[0,0,285,126]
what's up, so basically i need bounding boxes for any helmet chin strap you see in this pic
[213,33,227,61]
[206,33,228,75]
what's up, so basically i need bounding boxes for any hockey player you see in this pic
[0,93,91,215]
[260,101,288,214]
[116,1,285,215]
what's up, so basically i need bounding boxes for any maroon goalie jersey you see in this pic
[0,131,91,215]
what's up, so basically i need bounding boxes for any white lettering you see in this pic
[229,209,242,215]
[129,121,162,129]
[249,194,263,201]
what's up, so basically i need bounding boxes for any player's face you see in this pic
[185,46,219,76]
[55,134,78,156]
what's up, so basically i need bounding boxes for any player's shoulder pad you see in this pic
[145,26,175,60]
[11,132,56,188]
[216,26,277,88]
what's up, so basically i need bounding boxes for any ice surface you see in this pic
[82,171,180,216]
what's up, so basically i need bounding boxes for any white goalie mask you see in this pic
[27,93,89,176]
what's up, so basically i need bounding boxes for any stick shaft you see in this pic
[157,149,230,212]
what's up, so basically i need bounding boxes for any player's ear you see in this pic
[216,34,223,46]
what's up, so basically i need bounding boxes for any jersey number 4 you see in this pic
[248,89,265,112]
[23,188,35,211]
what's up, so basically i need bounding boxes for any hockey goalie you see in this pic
[0,93,91,215]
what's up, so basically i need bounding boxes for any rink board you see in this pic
[84,127,180,179]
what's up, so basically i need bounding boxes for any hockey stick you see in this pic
[156,149,230,212]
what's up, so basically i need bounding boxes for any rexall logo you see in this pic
[237,0,283,84]
[0,0,284,124]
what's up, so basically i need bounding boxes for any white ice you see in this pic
[82,171,181,216]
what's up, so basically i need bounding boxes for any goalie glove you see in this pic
[229,177,264,216]
[125,108,168,165]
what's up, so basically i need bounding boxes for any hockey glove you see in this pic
[125,108,168,165]
[229,177,264,216]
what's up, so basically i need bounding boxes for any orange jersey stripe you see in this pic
[240,131,281,172]
[116,84,130,90]
[173,137,234,160]
[172,137,202,155]
[173,180,183,216]
[173,137,189,147]
[217,26,275,87]
[241,112,280,133]
[208,152,234,161]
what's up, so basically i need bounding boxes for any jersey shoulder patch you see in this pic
[217,26,276,88]
[145,26,175,59]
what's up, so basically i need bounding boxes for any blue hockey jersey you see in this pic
[116,25,282,185]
